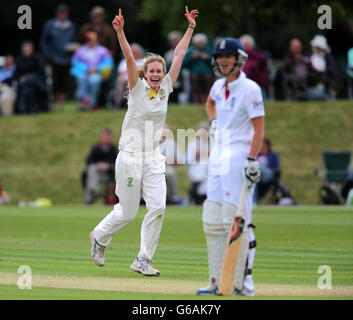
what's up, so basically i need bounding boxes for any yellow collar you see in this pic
[148,89,157,100]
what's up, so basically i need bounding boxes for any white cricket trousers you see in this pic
[207,145,254,223]
[93,150,166,261]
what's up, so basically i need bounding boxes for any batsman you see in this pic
[197,38,265,296]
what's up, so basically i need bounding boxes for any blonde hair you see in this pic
[137,54,166,79]
[125,54,167,99]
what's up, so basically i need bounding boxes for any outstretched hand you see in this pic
[112,8,124,32]
[185,6,199,28]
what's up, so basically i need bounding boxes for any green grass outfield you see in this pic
[0,204,352,300]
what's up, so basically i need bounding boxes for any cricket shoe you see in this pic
[89,232,106,267]
[130,257,160,276]
[233,287,255,297]
[235,275,255,296]
[196,278,219,295]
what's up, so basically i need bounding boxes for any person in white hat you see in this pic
[307,34,336,100]
[311,35,330,53]
[310,35,330,72]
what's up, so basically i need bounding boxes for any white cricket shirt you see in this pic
[119,74,173,153]
[210,71,265,147]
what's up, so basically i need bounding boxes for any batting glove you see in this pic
[209,118,217,140]
[244,157,261,188]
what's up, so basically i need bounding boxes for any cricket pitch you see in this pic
[1,272,352,297]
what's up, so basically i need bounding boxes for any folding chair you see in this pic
[316,151,351,204]
[322,151,351,185]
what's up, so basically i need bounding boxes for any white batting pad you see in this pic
[202,200,227,286]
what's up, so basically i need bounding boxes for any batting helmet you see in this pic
[212,37,248,76]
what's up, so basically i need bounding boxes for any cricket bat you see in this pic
[219,182,248,296]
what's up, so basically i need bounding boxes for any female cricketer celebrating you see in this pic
[89,7,199,276]
[197,38,264,295]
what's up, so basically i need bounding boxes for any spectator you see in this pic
[0,55,16,116]
[253,138,280,204]
[0,55,15,84]
[348,47,353,100]
[159,125,183,205]
[83,128,118,205]
[164,31,185,103]
[213,37,223,49]
[79,6,117,59]
[240,34,269,100]
[283,38,310,100]
[70,31,113,110]
[40,4,77,110]
[306,35,336,100]
[115,43,144,108]
[0,180,11,205]
[14,41,50,114]
[183,33,214,103]
[164,31,183,68]
[186,122,209,205]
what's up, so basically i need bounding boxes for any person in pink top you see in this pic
[71,31,113,109]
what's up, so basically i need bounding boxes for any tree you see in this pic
[139,0,353,57]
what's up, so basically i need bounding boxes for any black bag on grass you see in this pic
[319,185,340,205]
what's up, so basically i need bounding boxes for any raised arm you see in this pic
[168,6,199,84]
[112,9,139,90]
